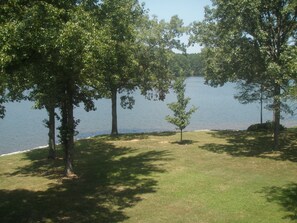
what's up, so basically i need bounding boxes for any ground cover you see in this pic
[0,129,297,222]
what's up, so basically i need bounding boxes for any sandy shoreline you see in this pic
[0,145,49,157]
[0,134,99,157]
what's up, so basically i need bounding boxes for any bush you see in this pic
[247,121,285,132]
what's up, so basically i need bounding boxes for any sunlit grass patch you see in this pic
[1,129,297,222]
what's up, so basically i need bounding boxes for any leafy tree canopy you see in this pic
[190,0,297,148]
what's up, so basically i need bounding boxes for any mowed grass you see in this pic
[1,129,297,223]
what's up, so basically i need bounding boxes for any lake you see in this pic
[0,77,295,155]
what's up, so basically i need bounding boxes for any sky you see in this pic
[140,0,212,53]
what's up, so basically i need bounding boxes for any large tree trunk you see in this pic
[47,105,56,159]
[273,84,281,150]
[65,100,74,177]
[60,86,75,177]
[111,88,118,136]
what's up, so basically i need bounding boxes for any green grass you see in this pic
[1,129,297,223]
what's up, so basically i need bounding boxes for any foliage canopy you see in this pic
[191,0,297,148]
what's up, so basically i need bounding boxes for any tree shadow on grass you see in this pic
[171,140,199,145]
[0,138,171,223]
[200,129,297,162]
[0,147,66,180]
[260,183,297,221]
[100,131,177,142]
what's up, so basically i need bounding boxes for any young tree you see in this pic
[166,78,197,142]
[191,0,297,149]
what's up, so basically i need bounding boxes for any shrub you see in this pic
[247,121,285,132]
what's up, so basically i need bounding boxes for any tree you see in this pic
[284,45,297,107]
[94,0,143,136]
[191,0,297,149]
[0,55,7,119]
[1,0,103,176]
[234,81,270,124]
[23,1,67,159]
[53,5,102,176]
[0,4,10,119]
[1,0,70,160]
[0,80,6,119]
[0,0,32,119]
[89,1,187,136]
[136,15,187,99]
[1,0,80,163]
[166,78,197,142]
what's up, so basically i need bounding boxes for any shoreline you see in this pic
[1,126,295,157]
[0,144,49,157]
[0,129,215,157]
[0,133,103,157]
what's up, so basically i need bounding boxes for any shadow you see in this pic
[100,131,176,142]
[0,138,171,223]
[148,131,176,137]
[1,146,66,179]
[171,140,198,145]
[199,129,297,162]
[260,183,297,220]
[100,133,149,141]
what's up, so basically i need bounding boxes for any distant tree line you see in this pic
[171,53,205,77]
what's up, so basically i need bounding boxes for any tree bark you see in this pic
[180,128,183,143]
[47,105,56,159]
[111,88,118,135]
[273,84,281,150]
[65,99,74,177]
[260,86,263,124]
[60,85,75,177]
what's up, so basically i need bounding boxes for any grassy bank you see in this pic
[1,129,297,223]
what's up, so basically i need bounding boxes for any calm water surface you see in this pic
[0,77,295,155]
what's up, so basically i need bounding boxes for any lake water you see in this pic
[0,77,296,155]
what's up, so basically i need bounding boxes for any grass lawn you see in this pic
[0,129,297,223]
